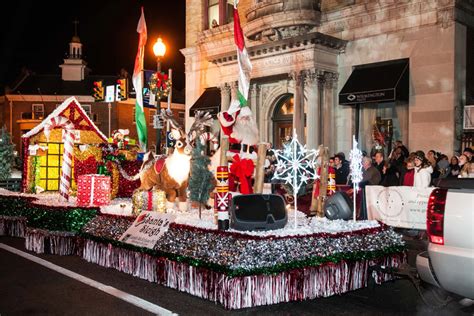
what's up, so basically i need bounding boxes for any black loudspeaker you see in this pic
[230,194,287,231]
[324,192,353,220]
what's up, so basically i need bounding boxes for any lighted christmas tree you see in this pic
[189,142,214,218]
[0,127,14,181]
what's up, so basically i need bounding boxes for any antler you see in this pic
[188,111,213,141]
[160,109,181,130]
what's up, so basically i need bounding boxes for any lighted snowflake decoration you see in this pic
[349,135,363,191]
[349,135,363,221]
[272,129,319,228]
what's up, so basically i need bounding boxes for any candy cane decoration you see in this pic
[44,116,76,201]
[199,132,218,150]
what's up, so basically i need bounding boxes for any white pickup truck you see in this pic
[416,178,474,300]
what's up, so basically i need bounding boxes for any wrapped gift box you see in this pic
[132,189,166,215]
[77,174,111,207]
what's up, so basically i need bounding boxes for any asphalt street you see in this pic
[0,236,472,316]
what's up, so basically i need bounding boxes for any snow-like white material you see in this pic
[0,188,381,237]
[168,207,380,237]
[22,96,107,141]
[100,198,134,216]
[10,170,22,179]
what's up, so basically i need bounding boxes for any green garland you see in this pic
[79,231,406,277]
[0,194,406,277]
[0,196,97,232]
[32,156,42,193]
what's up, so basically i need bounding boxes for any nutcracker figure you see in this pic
[214,166,231,230]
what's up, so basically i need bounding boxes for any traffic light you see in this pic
[117,78,128,101]
[93,81,105,102]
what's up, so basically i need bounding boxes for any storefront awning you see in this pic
[339,59,409,105]
[189,87,220,117]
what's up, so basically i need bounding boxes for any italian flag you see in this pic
[132,7,148,151]
[228,1,253,115]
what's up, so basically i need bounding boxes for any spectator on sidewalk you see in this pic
[381,161,400,187]
[459,154,474,178]
[436,154,450,179]
[463,148,473,162]
[402,156,415,186]
[448,155,461,178]
[373,152,385,184]
[413,151,433,188]
[334,152,350,185]
[360,156,381,187]
[393,140,409,159]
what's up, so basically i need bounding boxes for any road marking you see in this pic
[0,243,178,316]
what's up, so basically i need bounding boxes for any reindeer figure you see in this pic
[134,110,213,211]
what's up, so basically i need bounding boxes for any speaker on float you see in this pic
[230,194,287,231]
[324,191,353,220]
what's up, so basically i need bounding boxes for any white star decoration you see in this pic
[272,129,319,228]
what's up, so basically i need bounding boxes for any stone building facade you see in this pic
[182,0,474,156]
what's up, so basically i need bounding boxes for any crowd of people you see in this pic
[330,140,474,189]
[263,139,474,189]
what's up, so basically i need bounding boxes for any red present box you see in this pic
[77,174,111,207]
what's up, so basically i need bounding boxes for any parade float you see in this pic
[0,3,406,310]
[0,95,406,309]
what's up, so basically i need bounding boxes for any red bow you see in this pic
[230,154,254,194]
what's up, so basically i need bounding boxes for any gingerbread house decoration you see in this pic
[21,96,108,193]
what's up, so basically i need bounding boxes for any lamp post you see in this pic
[153,37,166,154]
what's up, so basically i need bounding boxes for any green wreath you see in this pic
[149,71,172,100]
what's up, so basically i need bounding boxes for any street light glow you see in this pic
[153,37,166,58]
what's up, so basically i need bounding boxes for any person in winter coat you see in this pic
[381,161,400,186]
[458,154,474,178]
[334,153,350,184]
[402,156,415,186]
[448,156,460,177]
[413,151,433,188]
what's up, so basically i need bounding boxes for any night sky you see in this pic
[0,1,186,91]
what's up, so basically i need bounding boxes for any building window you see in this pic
[149,109,156,126]
[32,104,44,120]
[206,0,234,30]
[82,104,92,118]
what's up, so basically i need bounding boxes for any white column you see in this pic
[230,81,238,103]
[305,70,321,150]
[290,71,305,142]
[250,84,258,119]
[219,83,231,112]
[322,72,338,153]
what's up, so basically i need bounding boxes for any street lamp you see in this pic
[153,37,166,154]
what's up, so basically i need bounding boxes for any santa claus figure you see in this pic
[112,129,130,149]
[218,105,258,158]
[218,103,259,193]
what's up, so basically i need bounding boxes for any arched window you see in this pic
[272,94,294,148]
[205,0,234,30]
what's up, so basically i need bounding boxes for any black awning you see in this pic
[189,87,220,117]
[339,59,409,105]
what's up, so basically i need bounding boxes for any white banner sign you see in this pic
[366,186,434,230]
[119,212,176,249]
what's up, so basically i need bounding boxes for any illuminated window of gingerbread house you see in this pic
[38,143,67,191]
